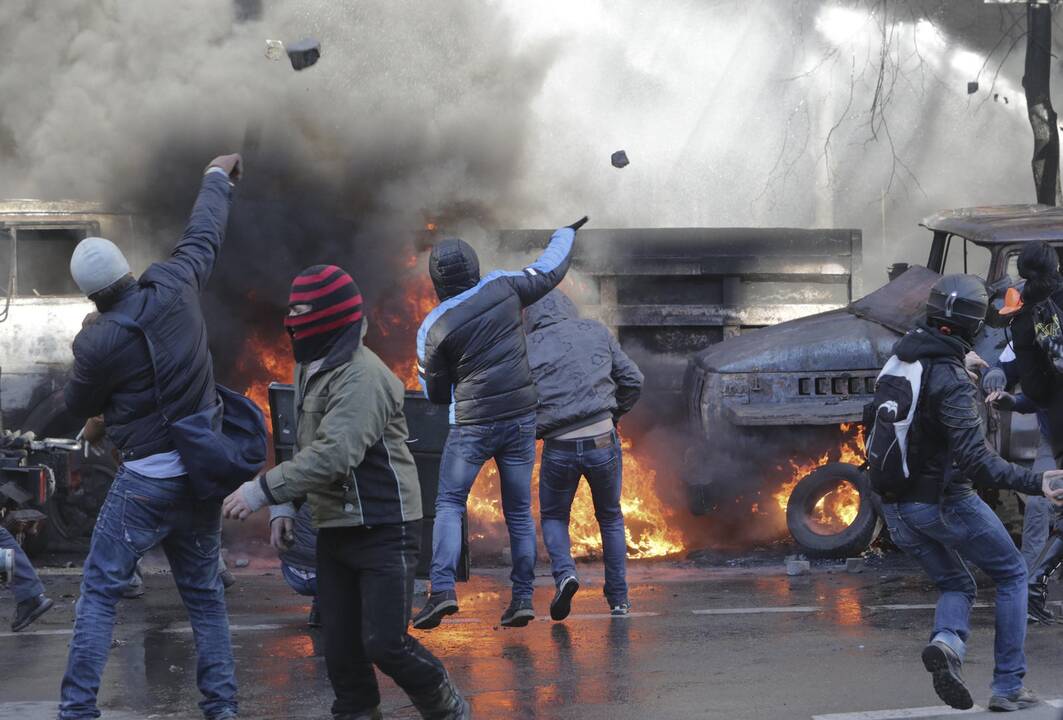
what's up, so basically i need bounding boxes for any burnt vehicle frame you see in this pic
[685,204,1063,557]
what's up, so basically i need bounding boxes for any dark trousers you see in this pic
[317,520,446,715]
[0,526,44,602]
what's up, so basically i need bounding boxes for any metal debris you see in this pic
[265,40,285,62]
[611,150,630,169]
[286,38,321,71]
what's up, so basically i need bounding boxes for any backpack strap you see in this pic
[104,312,170,424]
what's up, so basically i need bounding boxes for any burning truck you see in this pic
[0,199,1048,563]
[685,205,1057,557]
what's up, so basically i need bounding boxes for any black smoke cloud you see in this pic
[0,0,556,371]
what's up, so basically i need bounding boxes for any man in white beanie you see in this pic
[58,153,242,720]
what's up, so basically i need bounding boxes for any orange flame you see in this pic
[772,423,865,533]
[233,259,686,560]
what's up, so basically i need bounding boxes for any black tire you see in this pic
[786,462,882,558]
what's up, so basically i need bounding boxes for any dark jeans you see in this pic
[0,525,45,602]
[281,562,318,597]
[58,467,236,720]
[431,412,537,598]
[317,520,446,715]
[881,493,1028,696]
[539,432,628,605]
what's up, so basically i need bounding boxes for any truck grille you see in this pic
[798,375,876,397]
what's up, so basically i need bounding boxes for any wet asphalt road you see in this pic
[1,560,1062,720]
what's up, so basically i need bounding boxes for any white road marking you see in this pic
[867,603,991,611]
[811,704,986,719]
[538,612,659,621]
[692,606,822,615]
[0,628,73,639]
[162,623,285,634]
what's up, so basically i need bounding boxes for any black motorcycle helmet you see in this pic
[925,273,989,341]
[429,238,481,301]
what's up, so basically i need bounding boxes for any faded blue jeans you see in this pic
[539,431,628,605]
[881,493,1028,697]
[58,467,236,719]
[431,412,537,598]
[0,525,45,602]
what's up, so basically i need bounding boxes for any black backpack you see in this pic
[863,355,929,499]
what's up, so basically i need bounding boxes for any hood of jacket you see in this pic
[893,320,969,363]
[524,289,579,334]
[429,238,481,300]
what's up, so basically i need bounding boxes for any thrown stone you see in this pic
[265,39,285,62]
[611,150,630,168]
[287,38,321,71]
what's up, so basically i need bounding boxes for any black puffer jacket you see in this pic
[1011,284,1063,454]
[524,290,643,438]
[416,227,575,425]
[64,172,233,461]
[893,321,1042,502]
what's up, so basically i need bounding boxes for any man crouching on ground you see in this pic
[223,265,469,720]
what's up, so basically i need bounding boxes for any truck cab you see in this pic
[684,204,1063,557]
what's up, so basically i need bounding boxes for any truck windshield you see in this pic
[941,235,992,282]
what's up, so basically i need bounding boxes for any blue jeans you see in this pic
[58,467,236,719]
[431,412,537,598]
[539,432,628,605]
[0,525,45,602]
[281,562,318,613]
[1022,437,1058,570]
[881,493,1028,696]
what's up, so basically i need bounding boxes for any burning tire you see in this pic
[785,462,881,558]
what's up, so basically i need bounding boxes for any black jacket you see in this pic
[1011,286,1063,448]
[893,321,1042,502]
[524,290,643,438]
[416,227,575,425]
[64,172,233,460]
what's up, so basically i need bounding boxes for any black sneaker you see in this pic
[220,568,237,590]
[610,601,631,617]
[307,605,322,628]
[1027,600,1058,625]
[550,576,579,621]
[988,687,1041,712]
[921,641,973,710]
[412,590,459,630]
[12,593,54,632]
[500,598,535,627]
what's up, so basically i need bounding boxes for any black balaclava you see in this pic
[284,265,363,363]
[429,238,481,301]
[1018,241,1063,305]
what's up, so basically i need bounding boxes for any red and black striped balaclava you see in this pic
[284,265,364,363]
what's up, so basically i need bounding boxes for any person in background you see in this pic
[269,502,321,628]
[413,217,586,631]
[0,524,53,631]
[523,289,643,619]
[59,154,242,720]
[223,265,468,720]
[876,274,1063,713]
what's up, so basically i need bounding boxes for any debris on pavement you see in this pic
[265,39,285,62]
[611,150,630,168]
[786,559,810,576]
[286,38,321,71]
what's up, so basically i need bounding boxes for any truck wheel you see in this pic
[786,462,882,558]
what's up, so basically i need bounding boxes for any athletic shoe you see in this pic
[550,576,579,621]
[500,598,535,627]
[12,593,54,632]
[921,640,973,710]
[988,687,1041,712]
[610,601,631,617]
[412,590,459,630]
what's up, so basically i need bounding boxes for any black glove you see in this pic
[988,391,1017,412]
[566,216,589,231]
[981,367,1007,394]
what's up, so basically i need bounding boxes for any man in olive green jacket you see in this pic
[223,265,468,720]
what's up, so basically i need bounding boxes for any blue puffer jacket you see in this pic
[416,227,575,425]
[64,172,233,462]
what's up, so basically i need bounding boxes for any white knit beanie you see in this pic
[70,237,131,297]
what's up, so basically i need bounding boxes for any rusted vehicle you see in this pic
[685,205,1063,557]
[0,201,150,552]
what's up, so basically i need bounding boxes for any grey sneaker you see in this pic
[550,576,579,621]
[610,601,631,617]
[500,598,535,627]
[988,687,1041,712]
[921,641,973,710]
[412,590,459,630]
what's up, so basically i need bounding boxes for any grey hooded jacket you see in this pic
[524,290,644,439]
